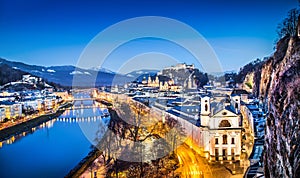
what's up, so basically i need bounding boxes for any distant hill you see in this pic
[126,68,209,88]
[0,58,134,87]
[209,70,237,77]
[125,69,160,80]
[125,69,160,83]
[158,66,208,88]
[0,63,28,86]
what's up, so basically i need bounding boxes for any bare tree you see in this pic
[277,8,299,39]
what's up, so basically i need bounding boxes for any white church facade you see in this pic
[200,95,242,161]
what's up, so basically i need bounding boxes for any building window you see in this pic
[205,104,208,111]
[223,135,228,144]
[231,138,235,144]
[219,120,231,127]
[215,138,218,144]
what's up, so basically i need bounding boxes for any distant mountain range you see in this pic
[209,70,237,77]
[0,58,134,87]
[0,57,229,88]
[125,69,160,81]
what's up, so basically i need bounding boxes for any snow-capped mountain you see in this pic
[124,69,159,82]
[0,58,133,87]
[89,67,116,74]
[126,69,159,78]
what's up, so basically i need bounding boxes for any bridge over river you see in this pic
[0,92,111,178]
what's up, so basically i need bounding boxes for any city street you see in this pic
[176,143,208,178]
[175,143,238,178]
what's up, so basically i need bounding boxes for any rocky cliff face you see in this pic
[254,36,290,100]
[240,71,254,93]
[260,35,300,177]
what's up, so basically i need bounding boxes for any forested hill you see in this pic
[0,63,27,86]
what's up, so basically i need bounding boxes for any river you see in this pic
[0,93,108,178]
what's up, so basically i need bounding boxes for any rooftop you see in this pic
[231,89,249,96]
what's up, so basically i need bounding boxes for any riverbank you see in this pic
[65,99,178,178]
[65,100,109,178]
[65,147,103,178]
[0,102,73,142]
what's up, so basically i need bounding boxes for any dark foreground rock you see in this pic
[263,36,300,178]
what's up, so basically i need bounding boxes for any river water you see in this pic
[0,93,108,178]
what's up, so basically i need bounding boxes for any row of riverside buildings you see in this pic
[0,75,70,122]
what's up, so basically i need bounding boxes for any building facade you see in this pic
[0,107,6,122]
[0,102,22,120]
[200,96,242,161]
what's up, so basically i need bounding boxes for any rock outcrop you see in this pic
[238,27,300,178]
[263,35,300,178]
[241,71,255,93]
[243,34,300,177]
[234,15,300,178]
[254,36,291,101]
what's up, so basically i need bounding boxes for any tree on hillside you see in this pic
[0,64,27,85]
[235,58,262,83]
[277,8,299,39]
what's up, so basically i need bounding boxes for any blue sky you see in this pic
[0,0,298,73]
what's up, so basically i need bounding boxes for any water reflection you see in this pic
[0,95,110,178]
[0,106,109,149]
[0,119,56,148]
[0,93,110,178]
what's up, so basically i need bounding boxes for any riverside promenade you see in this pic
[0,102,72,142]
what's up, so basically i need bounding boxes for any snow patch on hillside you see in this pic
[70,71,83,75]
[47,69,56,73]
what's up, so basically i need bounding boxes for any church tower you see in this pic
[201,95,210,126]
[155,76,159,85]
[231,95,240,113]
[188,76,192,89]
[148,75,152,86]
